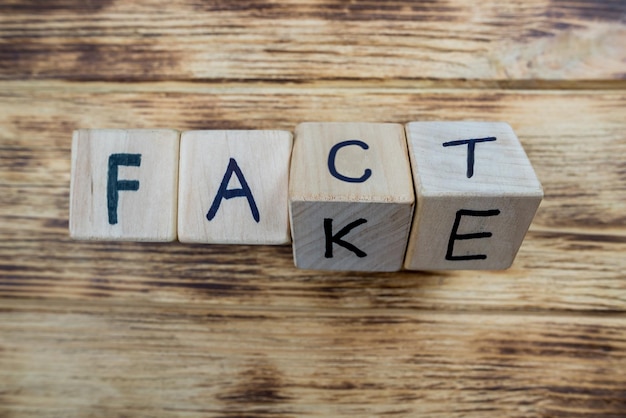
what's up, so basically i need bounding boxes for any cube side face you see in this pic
[69,129,180,241]
[290,201,413,272]
[177,130,293,245]
[404,195,542,270]
[404,121,543,270]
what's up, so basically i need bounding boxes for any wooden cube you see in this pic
[289,122,415,271]
[69,129,180,241]
[403,121,543,270]
[177,130,293,244]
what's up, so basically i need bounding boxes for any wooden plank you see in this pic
[1,81,624,234]
[1,220,624,311]
[0,81,624,311]
[0,0,624,82]
[0,299,624,417]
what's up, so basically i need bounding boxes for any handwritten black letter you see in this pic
[442,137,496,178]
[445,209,501,261]
[107,153,141,225]
[207,158,260,223]
[327,140,372,183]
[324,218,368,258]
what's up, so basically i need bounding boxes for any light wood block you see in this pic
[177,130,293,244]
[289,122,415,271]
[404,121,543,270]
[69,129,180,241]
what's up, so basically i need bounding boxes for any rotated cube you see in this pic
[289,122,415,271]
[403,121,543,270]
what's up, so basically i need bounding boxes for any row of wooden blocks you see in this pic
[70,122,543,271]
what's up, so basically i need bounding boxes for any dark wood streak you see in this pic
[533,231,626,244]
[216,360,292,406]
[192,0,460,22]
[0,0,115,14]
[547,0,626,23]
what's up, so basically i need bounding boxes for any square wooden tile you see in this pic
[178,130,293,244]
[70,129,180,241]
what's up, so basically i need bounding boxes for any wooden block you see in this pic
[404,121,543,270]
[69,129,180,241]
[289,122,415,271]
[177,130,293,244]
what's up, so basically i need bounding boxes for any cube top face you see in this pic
[69,129,179,241]
[290,122,414,203]
[406,122,543,197]
[177,130,293,245]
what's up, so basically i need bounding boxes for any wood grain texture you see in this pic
[1,299,625,417]
[1,1,625,415]
[0,0,624,82]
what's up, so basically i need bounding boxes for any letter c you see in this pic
[327,140,372,183]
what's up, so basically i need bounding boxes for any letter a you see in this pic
[206,158,260,223]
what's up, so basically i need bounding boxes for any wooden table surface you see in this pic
[1,1,625,416]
